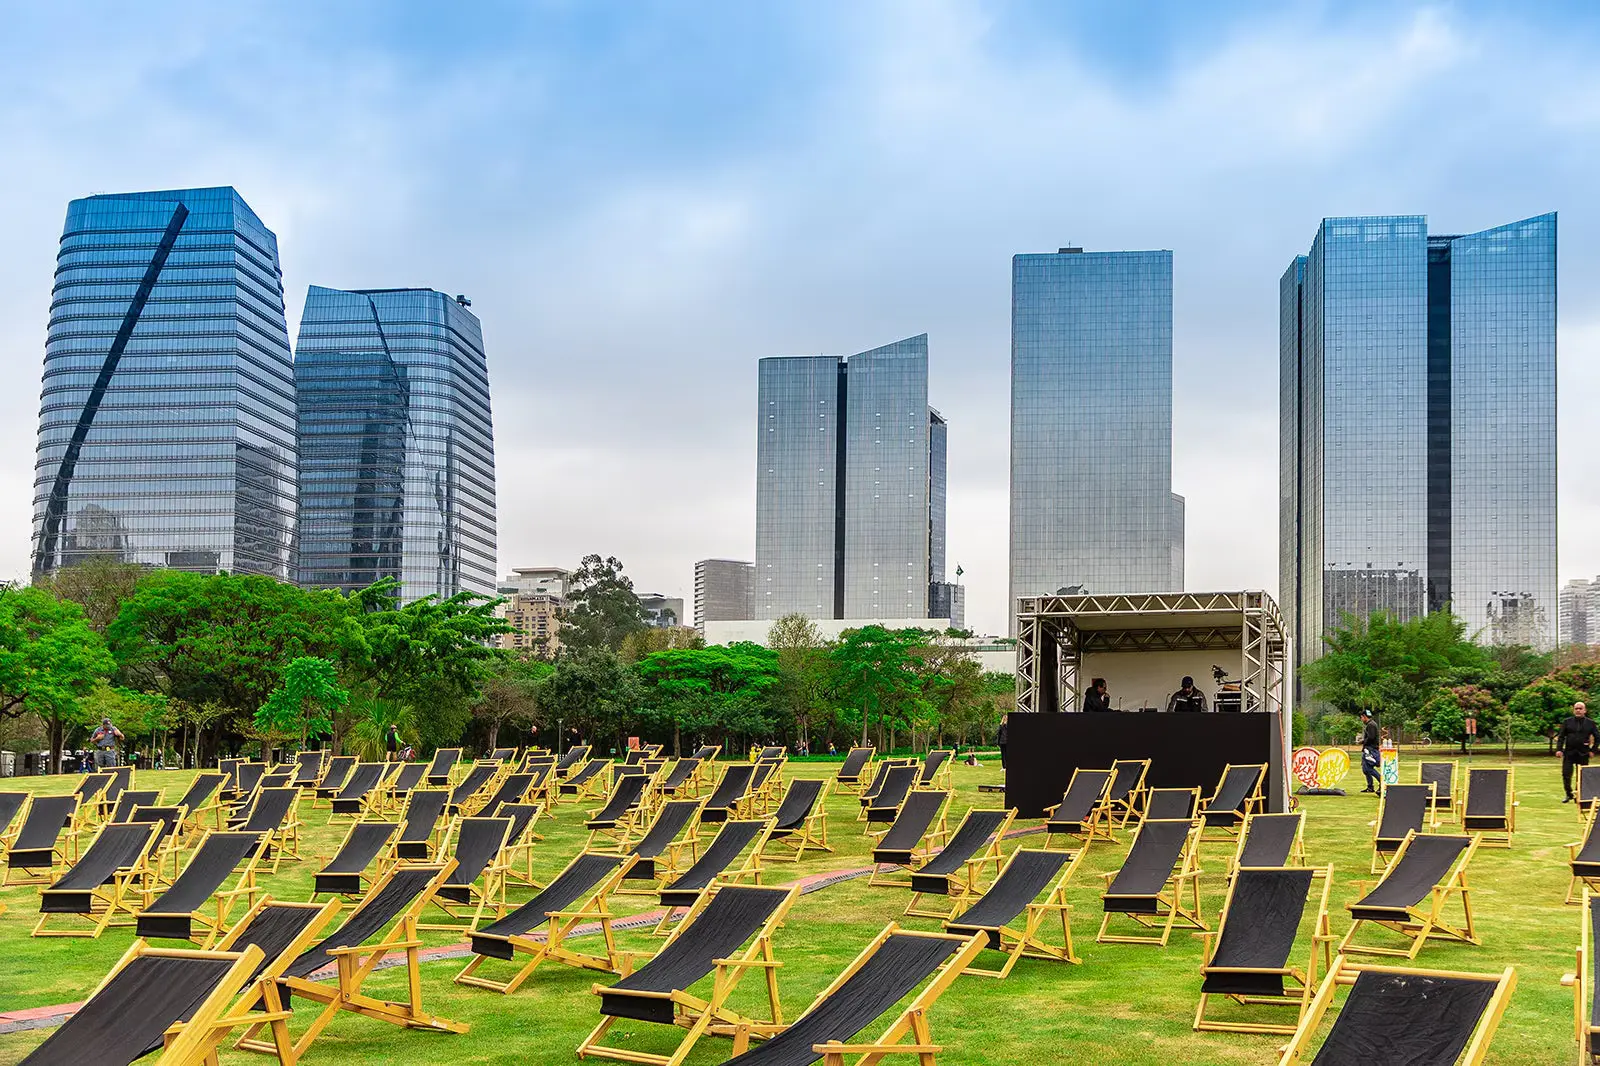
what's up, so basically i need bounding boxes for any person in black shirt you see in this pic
[1082,678,1112,712]
[1166,676,1206,713]
[1359,710,1382,794]
[996,714,1009,769]
[384,724,400,762]
[1559,701,1600,802]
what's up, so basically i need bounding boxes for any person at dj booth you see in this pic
[1165,676,1208,713]
[1081,678,1113,712]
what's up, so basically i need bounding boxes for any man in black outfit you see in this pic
[1166,676,1207,713]
[1082,678,1112,712]
[1559,701,1600,803]
[1359,710,1382,793]
[996,714,1009,769]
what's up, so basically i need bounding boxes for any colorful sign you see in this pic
[1291,747,1320,788]
[1292,746,1351,789]
[1380,742,1400,785]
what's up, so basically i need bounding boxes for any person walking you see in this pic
[1559,701,1600,803]
[1359,710,1382,794]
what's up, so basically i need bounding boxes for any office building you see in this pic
[1561,578,1598,648]
[694,559,754,631]
[296,285,496,601]
[1281,213,1557,676]
[496,566,568,656]
[31,187,296,577]
[1009,248,1184,628]
[755,335,950,620]
[638,594,686,628]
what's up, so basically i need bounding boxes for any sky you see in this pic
[0,0,1597,636]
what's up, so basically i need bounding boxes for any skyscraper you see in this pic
[694,559,754,631]
[32,187,297,578]
[295,286,496,601]
[1009,248,1184,627]
[755,335,947,620]
[1281,214,1556,675]
[1560,578,1597,648]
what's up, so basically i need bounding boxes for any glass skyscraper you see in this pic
[295,286,496,601]
[1009,248,1184,628]
[755,335,946,620]
[1280,214,1557,677]
[31,187,296,578]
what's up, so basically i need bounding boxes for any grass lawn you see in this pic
[0,751,1584,1064]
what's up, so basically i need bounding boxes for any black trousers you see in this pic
[1564,751,1591,799]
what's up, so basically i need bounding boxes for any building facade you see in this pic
[1281,214,1557,677]
[755,335,950,621]
[639,594,686,628]
[295,286,497,601]
[495,567,568,656]
[693,558,754,632]
[32,187,297,578]
[1009,248,1184,629]
[1560,578,1598,648]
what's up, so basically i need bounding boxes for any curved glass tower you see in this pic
[31,187,297,578]
[294,286,496,601]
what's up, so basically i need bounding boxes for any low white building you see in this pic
[702,618,1016,675]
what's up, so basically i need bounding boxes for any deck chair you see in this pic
[455,851,636,993]
[1195,865,1335,1035]
[745,759,784,815]
[174,772,228,835]
[578,884,799,1066]
[658,820,774,927]
[244,862,466,1058]
[703,763,757,824]
[310,820,397,899]
[1371,783,1437,872]
[1462,767,1516,846]
[257,768,295,794]
[136,830,266,944]
[107,788,161,825]
[834,746,875,794]
[425,746,462,787]
[289,750,324,789]
[691,743,721,761]
[1581,767,1600,819]
[1147,786,1202,821]
[35,820,160,937]
[755,746,786,762]
[660,757,702,797]
[1200,763,1267,839]
[1107,759,1151,827]
[489,746,517,762]
[73,771,114,827]
[309,755,356,804]
[562,758,611,800]
[475,770,534,817]
[906,808,1015,918]
[394,788,449,860]
[1231,811,1307,876]
[763,778,831,861]
[1042,768,1116,845]
[944,847,1085,977]
[615,799,705,887]
[99,764,135,817]
[1278,956,1515,1066]
[5,794,77,884]
[1421,760,1459,823]
[861,764,920,828]
[446,760,502,814]
[1569,807,1600,905]
[1338,832,1479,960]
[724,925,984,1065]
[226,786,302,871]
[499,801,547,886]
[421,815,514,930]
[557,743,592,776]
[230,762,267,805]
[17,941,267,1066]
[218,757,242,796]
[0,789,26,853]
[867,791,951,886]
[126,804,187,882]
[587,773,652,843]
[1563,889,1600,1063]
[520,760,558,805]
[1097,818,1206,946]
[331,761,394,818]
[386,761,427,804]
[917,749,955,789]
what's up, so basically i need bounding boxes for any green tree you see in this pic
[768,613,828,750]
[830,626,928,749]
[1506,677,1584,754]
[620,625,704,663]
[474,653,553,751]
[34,558,147,631]
[256,656,349,750]
[561,555,647,654]
[1421,684,1498,754]
[346,691,413,761]
[636,643,780,753]
[536,649,643,753]
[0,585,116,771]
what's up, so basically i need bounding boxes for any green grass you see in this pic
[0,754,1583,1064]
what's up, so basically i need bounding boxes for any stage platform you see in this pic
[1004,711,1289,818]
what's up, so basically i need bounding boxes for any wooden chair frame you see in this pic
[1107,758,1152,828]
[1461,766,1518,847]
[1369,782,1437,873]
[1278,956,1515,1066]
[917,749,956,791]
[308,819,399,901]
[34,819,161,938]
[73,770,115,830]
[425,746,463,788]
[727,925,985,1065]
[500,803,549,887]
[1338,831,1480,960]
[561,758,613,802]
[1194,864,1336,1035]
[1561,886,1599,1066]
[177,771,230,839]
[905,808,1016,920]
[833,746,876,797]
[1097,819,1207,947]
[418,816,514,932]
[1199,762,1268,842]
[585,773,655,847]
[215,895,342,1064]
[3,794,79,885]
[655,822,775,935]
[762,778,833,863]
[1227,811,1308,879]
[867,794,951,887]
[229,788,304,873]
[948,846,1087,978]
[1042,768,1117,846]
[605,799,706,895]
[576,884,799,1066]
[136,829,269,946]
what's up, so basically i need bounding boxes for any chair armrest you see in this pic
[714,957,782,968]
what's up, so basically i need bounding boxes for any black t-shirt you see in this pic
[1082,690,1112,712]
[385,728,398,752]
[1360,720,1380,750]
[1559,715,1599,754]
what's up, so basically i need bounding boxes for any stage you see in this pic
[1003,711,1290,817]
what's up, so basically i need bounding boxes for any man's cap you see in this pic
[1181,676,1194,687]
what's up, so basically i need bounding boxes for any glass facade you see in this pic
[295,286,496,601]
[1009,249,1183,629]
[1280,214,1556,675]
[754,336,945,620]
[31,187,296,578]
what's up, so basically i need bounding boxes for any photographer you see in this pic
[90,717,124,768]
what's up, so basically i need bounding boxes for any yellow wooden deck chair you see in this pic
[1338,831,1479,960]
[134,829,268,945]
[945,846,1086,977]
[35,819,160,938]
[905,807,1014,919]
[1097,817,1206,946]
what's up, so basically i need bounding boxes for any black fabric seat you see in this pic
[948,850,1070,946]
[1201,868,1315,997]
[1375,786,1430,854]
[560,760,607,796]
[1308,968,1499,1066]
[478,773,534,816]
[1104,820,1190,914]
[659,758,700,793]
[233,763,267,800]
[436,817,512,904]
[290,752,323,787]
[701,764,755,823]
[226,902,334,984]
[7,795,77,870]
[556,745,591,774]
[1202,766,1263,827]
[395,790,449,860]
[1463,769,1510,831]
[1107,761,1145,806]
[1045,771,1112,834]
[625,800,701,880]
[910,810,1009,895]
[108,790,161,824]
[1349,836,1472,921]
[172,773,226,819]
[0,791,27,840]
[862,765,918,822]
[388,762,427,797]
[1574,818,1600,878]
[313,757,356,799]
[313,822,397,896]
[330,764,389,815]
[286,865,442,979]
[723,934,963,1066]
[1145,789,1198,820]
[137,831,263,939]
[425,748,461,787]
[770,779,825,834]
[229,788,296,835]
[660,820,766,908]
[41,822,156,914]
[447,763,500,812]
[835,747,873,783]
[1237,813,1302,868]
[1420,762,1455,810]
[470,853,627,959]
[917,750,951,785]
[871,792,947,866]
[587,774,649,830]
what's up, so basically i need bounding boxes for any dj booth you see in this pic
[1006,591,1290,818]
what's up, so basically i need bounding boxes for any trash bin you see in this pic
[0,750,13,777]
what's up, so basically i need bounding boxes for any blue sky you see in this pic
[1,0,1596,634]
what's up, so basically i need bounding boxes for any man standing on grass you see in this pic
[1559,701,1599,803]
[1359,710,1382,794]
